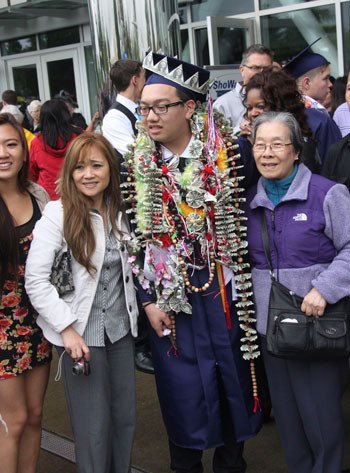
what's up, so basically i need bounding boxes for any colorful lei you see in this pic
[121,102,260,408]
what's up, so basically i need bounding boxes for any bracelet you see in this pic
[142,301,155,308]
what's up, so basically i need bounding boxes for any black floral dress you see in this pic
[0,194,52,380]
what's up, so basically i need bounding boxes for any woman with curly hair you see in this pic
[0,113,52,473]
[238,68,321,185]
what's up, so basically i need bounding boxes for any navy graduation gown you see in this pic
[305,107,341,164]
[144,268,262,449]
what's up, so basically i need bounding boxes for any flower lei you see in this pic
[122,102,260,409]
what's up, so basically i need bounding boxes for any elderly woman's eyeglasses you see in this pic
[136,101,184,116]
[253,142,293,153]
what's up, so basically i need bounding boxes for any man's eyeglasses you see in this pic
[136,101,184,116]
[242,64,269,73]
[253,142,293,153]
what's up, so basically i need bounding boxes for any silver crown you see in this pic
[143,51,210,95]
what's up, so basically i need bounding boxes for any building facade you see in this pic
[0,0,349,121]
[179,0,350,78]
[0,0,181,121]
[0,1,95,120]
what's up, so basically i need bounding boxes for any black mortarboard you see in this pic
[283,38,330,79]
[143,51,210,103]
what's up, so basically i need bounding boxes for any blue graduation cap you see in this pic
[283,38,330,79]
[143,51,210,103]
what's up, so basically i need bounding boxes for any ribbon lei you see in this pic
[204,95,225,189]
[205,96,216,157]
[217,263,231,330]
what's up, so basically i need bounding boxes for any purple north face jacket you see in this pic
[245,163,350,335]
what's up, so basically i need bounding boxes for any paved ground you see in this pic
[38,352,350,473]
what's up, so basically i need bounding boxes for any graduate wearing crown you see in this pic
[121,52,262,472]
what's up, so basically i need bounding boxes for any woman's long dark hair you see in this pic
[39,98,82,149]
[245,68,313,138]
[0,113,30,291]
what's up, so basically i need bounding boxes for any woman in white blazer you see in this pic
[25,132,138,473]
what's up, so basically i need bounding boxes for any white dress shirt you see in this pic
[332,102,350,137]
[161,136,194,161]
[102,95,139,156]
[213,82,245,134]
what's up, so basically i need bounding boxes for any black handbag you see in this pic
[50,247,75,296]
[260,210,350,360]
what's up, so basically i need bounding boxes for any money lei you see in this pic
[121,104,260,364]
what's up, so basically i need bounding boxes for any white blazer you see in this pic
[25,200,138,346]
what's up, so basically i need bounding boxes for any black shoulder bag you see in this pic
[260,210,350,360]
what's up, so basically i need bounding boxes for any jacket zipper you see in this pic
[270,209,280,281]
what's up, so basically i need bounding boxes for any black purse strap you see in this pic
[259,210,274,278]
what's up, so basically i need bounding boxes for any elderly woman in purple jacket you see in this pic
[245,111,350,473]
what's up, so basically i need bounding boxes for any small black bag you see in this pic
[260,211,350,361]
[50,247,75,296]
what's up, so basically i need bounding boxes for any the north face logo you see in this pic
[293,213,308,221]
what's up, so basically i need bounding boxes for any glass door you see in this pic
[206,16,255,66]
[6,56,44,101]
[204,17,255,100]
[6,48,84,113]
[40,49,83,112]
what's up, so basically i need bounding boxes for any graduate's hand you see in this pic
[301,288,327,317]
[144,303,172,337]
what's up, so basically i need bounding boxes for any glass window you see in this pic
[195,28,209,67]
[179,6,188,25]
[191,0,254,22]
[181,29,191,63]
[12,64,40,100]
[261,5,337,76]
[84,45,98,119]
[217,27,246,64]
[46,58,76,99]
[0,36,36,56]
[342,1,350,73]
[260,0,309,9]
[38,27,80,50]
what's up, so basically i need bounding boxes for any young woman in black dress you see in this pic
[0,113,52,473]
